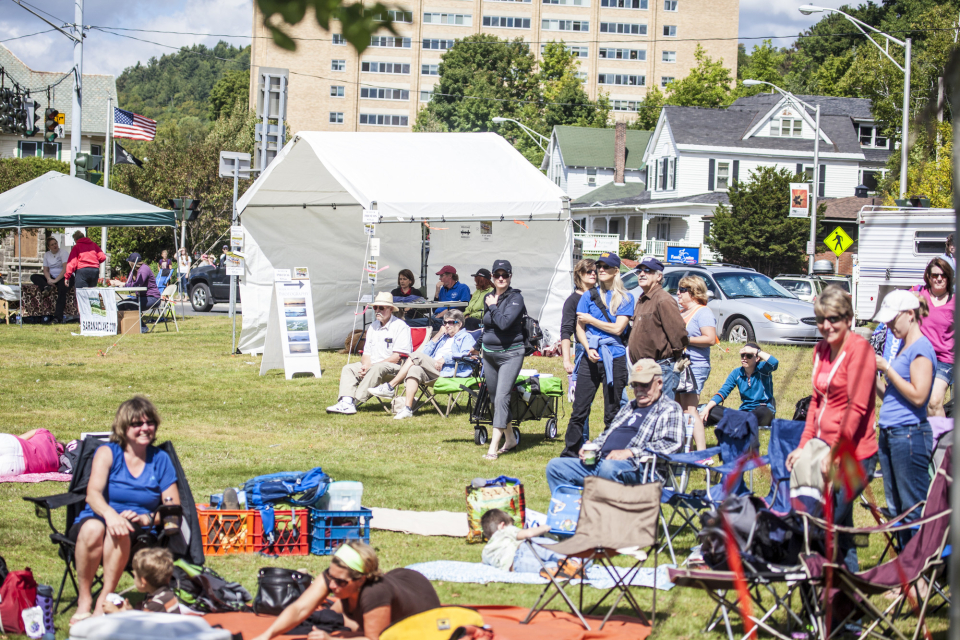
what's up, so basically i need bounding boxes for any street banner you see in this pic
[76,288,118,336]
[260,275,322,380]
[789,183,809,218]
[665,246,700,264]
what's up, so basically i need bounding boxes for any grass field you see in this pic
[0,317,948,638]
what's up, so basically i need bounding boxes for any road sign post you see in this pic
[219,151,252,354]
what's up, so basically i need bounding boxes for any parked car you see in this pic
[773,274,825,303]
[818,274,852,293]
[623,263,820,345]
[187,263,239,311]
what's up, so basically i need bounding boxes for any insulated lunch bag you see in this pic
[465,476,526,544]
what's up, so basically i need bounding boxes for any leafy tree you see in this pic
[706,166,824,276]
[630,86,664,131]
[209,69,251,120]
[0,157,69,194]
[256,0,398,54]
[883,121,952,208]
[539,42,609,130]
[664,44,734,108]
[733,40,788,99]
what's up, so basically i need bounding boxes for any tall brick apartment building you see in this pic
[248,0,739,133]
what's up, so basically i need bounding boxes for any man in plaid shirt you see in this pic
[547,359,683,492]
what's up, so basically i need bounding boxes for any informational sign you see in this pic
[665,246,700,265]
[574,234,620,253]
[480,222,492,238]
[460,225,472,241]
[55,113,65,125]
[370,238,380,257]
[825,226,854,257]
[230,226,244,251]
[789,183,809,218]
[806,241,815,255]
[364,224,376,237]
[274,269,291,282]
[225,252,244,276]
[366,260,378,285]
[362,209,379,223]
[294,267,309,280]
[64,227,85,246]
[76,288,118,336]
[260,276,322,380]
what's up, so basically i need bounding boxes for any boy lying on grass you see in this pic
[480,509,582,579]
[103,548,180,614]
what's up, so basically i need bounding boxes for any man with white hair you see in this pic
[327,292,413,414]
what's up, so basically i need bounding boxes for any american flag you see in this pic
[113,107,157,141]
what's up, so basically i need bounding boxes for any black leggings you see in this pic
[563,355,627,458]
[706,405,775,428]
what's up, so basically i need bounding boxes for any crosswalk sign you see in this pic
[825,226,854,257]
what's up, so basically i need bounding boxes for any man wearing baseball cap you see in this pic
[463,268,494,330]
[545,359,683,492]
[628,256,688,401]
[433,265,471,320]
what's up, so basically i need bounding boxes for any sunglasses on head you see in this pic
[816,314,845,325]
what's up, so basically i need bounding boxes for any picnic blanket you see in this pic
[0,472,72,483]
[407,560,675,591]
[370,507,469,537]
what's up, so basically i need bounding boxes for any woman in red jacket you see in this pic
[786,285,878,572]
[63,230,106,289]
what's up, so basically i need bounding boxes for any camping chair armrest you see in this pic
[24,491,86,512]
[452,356,482,376]
[797,503,944,535]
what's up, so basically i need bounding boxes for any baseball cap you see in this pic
[873,289,920,323]
[596,252,621,269]
[491,259,513,275]
[436,265,457,276]
[639,256,664,272]
[126,252,141,263]
[629,359,663,384]
[471,268,492,279]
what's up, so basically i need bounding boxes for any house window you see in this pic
[360,87,410,100]
[587,167,597,185]
[329,112,344,124]
[661,76,674,87]
[858,124,888,149]
[575,72,587,83]
[331,85,345,97]
[361,61,411,74]
[91,144,102,156]
[703,220,711,240]
[542,19,589,31]
[422,64,440,75]
[482,16,531,28]
[599,22,647,34]
[423,12,472,25]
[42,142,60,159]
[600,0,647,8]
[612,100,639,112]
[662,51,676,63]
[423,39,457,50]
[359,113,410,127]
[860,169,885,191]
[663,25,676,36]
[599,48,645,60]
[420,89,433,102]
[543,44,590,57]
[609,220,620,234]
[18,141,38,157]
[666,157,675,190]
[542,0,589,5]
[370,36,412,48]
[332,34,345,45]
[598,74,645,86]
[375,10,413,22]
[664,0,677,9]
[655,219,670,239]
[775,118,802,136]
[716,161,730,190]
[331,59,346,71]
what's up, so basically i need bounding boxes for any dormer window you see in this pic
[771,118,802,137]
[858,124,888,148]
[587,167,597,185]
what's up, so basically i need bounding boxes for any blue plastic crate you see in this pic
[308,507,373,555]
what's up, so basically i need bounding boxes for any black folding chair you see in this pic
[23,438,204,614]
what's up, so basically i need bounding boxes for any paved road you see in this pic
[178,301,242,318]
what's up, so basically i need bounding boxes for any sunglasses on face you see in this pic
[324,570,355,589]
[493,272,511,279]
[443,320,460,326]
[678,287,690,293]
[583,270,597,276]
[372,306,390,311]
[597,264,617,271]
[816,315,846,325]
[638,267,654,274]
[930,272,946,280]
[129,420,156,429]
[740,353,756,360]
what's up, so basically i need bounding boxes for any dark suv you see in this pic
[187,263,239,311]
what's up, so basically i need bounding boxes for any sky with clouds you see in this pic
[0,0,857,77]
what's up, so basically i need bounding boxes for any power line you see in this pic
[0,28,55,43]
[15,0,70,26]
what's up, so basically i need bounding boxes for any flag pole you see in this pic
[101,98,111,279]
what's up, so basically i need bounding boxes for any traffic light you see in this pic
[24,98,40,137]
[44,108,60,143]
[167,198,202,221]
[0,89,14,134]
[74,153,103,184]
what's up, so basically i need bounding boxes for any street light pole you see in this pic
[798,5,910,197]
[491,117,549,151]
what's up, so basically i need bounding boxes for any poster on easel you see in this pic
[76,288,118,336]
[259,271,322,379]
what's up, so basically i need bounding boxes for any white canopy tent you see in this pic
[237,132,571,353]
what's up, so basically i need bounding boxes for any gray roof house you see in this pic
[0,44,118,162]
[571,92,892,261]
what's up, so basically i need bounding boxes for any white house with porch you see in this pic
[571,93,892,260]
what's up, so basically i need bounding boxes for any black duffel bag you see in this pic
[253,567,313,615]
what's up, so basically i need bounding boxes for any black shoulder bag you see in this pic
[587,287,631,344]
[253,567,313,615]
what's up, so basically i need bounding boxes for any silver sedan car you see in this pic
[622,264,820,345]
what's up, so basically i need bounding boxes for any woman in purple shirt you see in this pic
[118,252,160,313]
[917,257,954,417]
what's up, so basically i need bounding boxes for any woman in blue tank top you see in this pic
[70,397,179,624]
[873,291,936,544]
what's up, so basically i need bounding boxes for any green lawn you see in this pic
[0,317,947,638]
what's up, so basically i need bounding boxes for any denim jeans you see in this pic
[546,456,646,494]
[834,453,878,572]
[878,423,933,545]
[658,358,679,402]
[512,537,566,573]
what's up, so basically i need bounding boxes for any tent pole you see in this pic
[17,227,22,326]
[230,167,239,354]
[101,96,111,279]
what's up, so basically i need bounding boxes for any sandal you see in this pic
[70,612,92,626]
[497,443,518,455]
[482,453,498,461]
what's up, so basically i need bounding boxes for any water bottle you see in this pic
[35,585,54,635]
[683,414,695,453]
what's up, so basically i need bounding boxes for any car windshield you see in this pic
[714,272,796,299]
[777,279,811,295]
[822,278,851,292]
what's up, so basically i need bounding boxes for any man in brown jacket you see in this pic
[627,257,688,401]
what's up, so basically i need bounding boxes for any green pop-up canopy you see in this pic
[0,171,175,228]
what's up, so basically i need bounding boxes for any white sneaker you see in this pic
[394,407,414,420]
[369,383,395,399]
[326,399,357,414]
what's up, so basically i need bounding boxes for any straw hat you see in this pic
[372,291,399,311]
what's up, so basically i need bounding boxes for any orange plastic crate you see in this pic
[197,505,254,556]
[252,508,310,556]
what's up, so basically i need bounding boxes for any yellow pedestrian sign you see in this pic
[825,226,854,257]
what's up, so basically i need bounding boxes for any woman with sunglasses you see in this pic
[69,397,180,624]
[482,259,527,460]
[560,260,598,441]
[917,257,954,417]
[251,541,440,640]
[873,290,935,544]
[698,342,778,428]
[564,252,634,458]
[676,276,717,453]
[786,285,878,571]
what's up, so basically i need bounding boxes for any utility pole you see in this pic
[70,0,83,177]
[102,96,110,278]
[899,38,910,198]
[219,152,251,353]
[809,105,821,274]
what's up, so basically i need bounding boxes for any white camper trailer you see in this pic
[853,205,954,323]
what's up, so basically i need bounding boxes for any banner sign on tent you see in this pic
[481,222,492,242]
[362,209,378,223]
[76,288,118,336]
[789,183,810,218]
[259,276,322,379]
[230,226,244,251]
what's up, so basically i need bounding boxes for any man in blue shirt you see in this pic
[433,265,471,318]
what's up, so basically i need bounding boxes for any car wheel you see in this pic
[190,283,213,312]
[725,318,755,343]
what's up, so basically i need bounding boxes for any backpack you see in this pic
[0,567,37,634]
[520,312,543,356]
[244,468,331,541]
[171,559,251,613]
[792,396,812,422]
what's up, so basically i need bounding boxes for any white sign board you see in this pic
[64,227,85,247]
[225,252,244,276]
[259,278,322,379]
[366,260,378,285]
[574,234,620,253]
[362,209,379,223]
[230,226,244,250]
[76,288,118,336]
[789,183,810,218]
[807,241,815,255]
[370,238,381,257]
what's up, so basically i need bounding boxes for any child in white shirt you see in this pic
[479,509,580,577]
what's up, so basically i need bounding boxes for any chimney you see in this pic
[614,122,626,185]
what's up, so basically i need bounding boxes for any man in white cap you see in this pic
[545,359,683,492]
[327,292,413,414]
